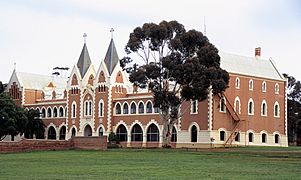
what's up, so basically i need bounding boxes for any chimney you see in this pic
[255,47,261,59]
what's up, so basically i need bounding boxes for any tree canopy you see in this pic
[121,20,229,146]
[0,87,45,140]
[284,74,301,144]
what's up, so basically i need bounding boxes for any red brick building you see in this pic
[6,39,288,147]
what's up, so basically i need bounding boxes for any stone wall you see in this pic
[0,136,107,153]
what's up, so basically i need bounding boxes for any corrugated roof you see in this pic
[219,52,283,81]
[104,39,119,75]
[77,43,92,78]
[16,72,66,90]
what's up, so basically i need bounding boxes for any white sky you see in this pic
[0,0,300,82]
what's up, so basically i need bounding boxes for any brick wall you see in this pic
[72,136,107,150]
[0,136,107,153]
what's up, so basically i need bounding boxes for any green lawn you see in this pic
[0,147,301,180]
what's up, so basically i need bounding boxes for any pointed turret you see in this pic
[77,43,92,78]
[104,39,119,75]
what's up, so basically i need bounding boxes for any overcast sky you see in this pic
[1,0,300,82]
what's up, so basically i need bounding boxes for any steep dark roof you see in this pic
[104,39,119,75]
[77,43,92,78]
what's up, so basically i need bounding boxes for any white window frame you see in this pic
[248,98,254,115]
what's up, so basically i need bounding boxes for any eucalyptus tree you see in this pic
[121,21,229,147]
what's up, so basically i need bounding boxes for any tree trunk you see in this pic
[162,111,171,148]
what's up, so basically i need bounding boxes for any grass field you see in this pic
[0,147,301,179]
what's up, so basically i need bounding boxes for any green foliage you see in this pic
[284,74,301,143]
[24,109,45,139]
[122,20,229,146]
[0,148,301,179]
[0,92,45,140]
[0,93,19,140]
[108,132,119,144]
[0,81,4,94]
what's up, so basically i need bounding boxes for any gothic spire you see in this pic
[77,35,92,78]
[104,37,119,75]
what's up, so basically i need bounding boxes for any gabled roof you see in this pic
[15,72,67,90]
[104,39,119,75]
[77,43,92,78]
[219,52,284,81]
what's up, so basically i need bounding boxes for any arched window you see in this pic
[41,108,46,118]
[99,100,104,117]
[84,125,92,137]
[248,98,254,115]
[220,131,225,141]
[71,128,76,137]
[138,102,144,114]
[220,97,226,112]
[262,81,267,92]
[275,83,280,94]
[191,125,197,142]
[84,100,93,116]
[115,103,121,115]
[248,132,254,143]
[130,102,137,114]
[53,107,58,118]
[47,126,56,140]
[262,133,267,143]
[274,102,280,117]
[235,77,240,89]
[116,124,127,142]
[146,101,153,113]
[59,107,64,117]
[191,100,198,114]
[275,134,279,144]
[235,132,240,142]
[171,126,177,142]
[59,126,66,140]
[249,79,253,91]
[47,107,52,118]
[99,127,104,136]
[123,103,129,114]
[131,124,143,141]
[234,97,241,114]
[261,100,267,116]
[72,102,76,118]
[147,124,159,142]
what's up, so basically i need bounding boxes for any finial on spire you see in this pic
[204,16,206,36]
[14,62,16,71]
[83,33,87,44]
[110,28,114,39]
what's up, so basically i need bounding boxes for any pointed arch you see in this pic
[84,124,93,137]
[275,83,280,94]
[71,101,77,118]
[123,102,129,114]
[41,107,46,118]
[234,96,241,114]
[249,79,254,91]
[47,107,52,118]
[146,101,153,113]
[235,77,240,89]
[262,81,267,92]
[115,102,122,115]
[146,123,159,142]
[189,122,200,143]
[99,99,104,117]
[47,125,57,140]
[71,74,78,86]
[131,123,143,142]
[248,98,254,115]
[59,106,64,117]
[130,101,137,114]
[138,101,145,114]
[274,101,280,117]
[53,106,58,118]
[59,125,66,140]
[115,123,128,142]
[261,99,267,116]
